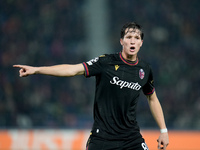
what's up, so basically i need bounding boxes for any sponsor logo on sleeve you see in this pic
[86,57,99,66]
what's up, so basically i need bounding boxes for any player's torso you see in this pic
[91,53,150,139]
[95,53,149,105]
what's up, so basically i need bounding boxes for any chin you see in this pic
[128,52,137,56]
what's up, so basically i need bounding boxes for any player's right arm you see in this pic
[13,64,85,77]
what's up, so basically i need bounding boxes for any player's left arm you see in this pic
[146,91,169,150]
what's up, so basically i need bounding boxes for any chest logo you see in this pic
[115,65,120,71]
[110,76,141,90]
[139,69,145,79]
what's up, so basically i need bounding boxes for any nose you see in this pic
[130,38,135,44]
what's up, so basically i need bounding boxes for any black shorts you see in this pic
[86,135,149,150]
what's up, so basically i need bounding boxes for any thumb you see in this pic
[19,68,28,77]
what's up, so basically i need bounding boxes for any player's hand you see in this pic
[13,65,38,77]
[157,132,169,150]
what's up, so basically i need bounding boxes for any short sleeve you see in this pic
[142,66,155,95]
[82,55,105,77]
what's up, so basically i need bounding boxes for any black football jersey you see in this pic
[82,52,155,140]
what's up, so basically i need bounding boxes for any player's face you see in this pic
[120,28,143,61]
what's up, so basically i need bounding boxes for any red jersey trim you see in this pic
[145,88,155,95]
[82,62,89,76]
[119,52,139,66]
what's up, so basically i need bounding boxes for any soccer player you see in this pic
[14,22,169,150]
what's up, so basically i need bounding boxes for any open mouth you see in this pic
[130,46,135,51]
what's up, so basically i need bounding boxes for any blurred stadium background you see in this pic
[0,0,200,149]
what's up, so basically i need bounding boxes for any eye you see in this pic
[126,36,132,39]
[135,36,141,39]
[135,36,138,39]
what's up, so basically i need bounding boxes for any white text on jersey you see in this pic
[110,76,141,90]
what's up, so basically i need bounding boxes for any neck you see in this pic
[121,51,137,62]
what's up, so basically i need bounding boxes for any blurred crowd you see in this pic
[1,0,200,130]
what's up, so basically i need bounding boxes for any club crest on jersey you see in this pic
[139,69,145,79]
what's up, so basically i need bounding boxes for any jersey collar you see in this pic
[119,52,139,66]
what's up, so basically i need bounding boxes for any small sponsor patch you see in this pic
[86,57,99,65]
[139,69,145,79]
[99,55,105,57]
[96,129,99,133]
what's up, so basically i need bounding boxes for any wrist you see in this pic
[34,67,40,74]
[160,128,168,133]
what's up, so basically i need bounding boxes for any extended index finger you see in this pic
[13,65,25,68]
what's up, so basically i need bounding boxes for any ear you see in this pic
[120,38,123,46]
[140,40,143,47]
